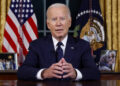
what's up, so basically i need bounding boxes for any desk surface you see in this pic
[1,72,120,80]
[0,80,120,86]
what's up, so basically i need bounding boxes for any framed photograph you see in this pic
[99,50,117,72]
[0,53,18,70]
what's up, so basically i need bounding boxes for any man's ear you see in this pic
[47,19,50,30]
[68,18,72,28]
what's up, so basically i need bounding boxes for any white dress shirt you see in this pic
[36,35,82,80]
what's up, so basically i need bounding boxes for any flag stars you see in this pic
[24,0,26,2]
[91,10,94,13]
[31,4,33,8]
[16,0,19,2]
[23,4,25,8]
[78,14,80,17]
[11,0,34,25]
[20,19,24,23]
[26,9,29,13]
[19,9,21,13]
[93,10,95,14]
[76,10,102,19]
[30,9,33,13]
[25,14,28,18]
[27,0,30,2]
[12,0,15,2]
[11,4,14,8]
[22,14,24,18]
[80,12,83,16]
[96,11,98,14]
[83,11,85,14]
[86,10,89,13]
[18,14,20,18]
[16,4,18,8]
[19,4,22,7]
[15,9,18,13]
[76,14,80,19]
[27,4,30,8]
[90,10,92,13]
[22,9,25,12]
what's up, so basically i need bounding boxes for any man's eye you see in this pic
[51,18,56,21]
[60,17,65,20]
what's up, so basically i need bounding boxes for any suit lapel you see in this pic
[64,35,76,62]
[46,35,57,63]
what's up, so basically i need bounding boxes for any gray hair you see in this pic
[46,3,71,19]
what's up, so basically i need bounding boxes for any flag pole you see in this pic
[89,0,93,26]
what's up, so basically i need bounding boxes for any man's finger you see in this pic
[63,73,71,78]
[58,58,64,63]
[53,74,62,79]
[53,70,63,75]
[54,66,63,71]
[62,69,70,73]
[54,62,62,67]
[62,58,67,63]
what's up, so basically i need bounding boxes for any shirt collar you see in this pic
[52,35,68,47]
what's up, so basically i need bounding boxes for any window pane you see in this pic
[32,0,81,36]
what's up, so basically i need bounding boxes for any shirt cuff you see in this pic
[36,69,45,80]
[75,69,82,80]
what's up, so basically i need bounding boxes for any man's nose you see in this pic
[56,19,62,26]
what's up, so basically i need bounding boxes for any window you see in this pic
[32,0,81,37]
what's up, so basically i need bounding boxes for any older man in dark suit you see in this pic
[17,3,100,81]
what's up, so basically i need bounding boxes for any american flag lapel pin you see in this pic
[71,46,74,50]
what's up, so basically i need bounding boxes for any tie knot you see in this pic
[57,42,63,47]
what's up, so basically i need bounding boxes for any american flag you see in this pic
[2,0,38,65]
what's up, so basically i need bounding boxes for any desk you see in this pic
[1,71,120,80]
[0,80,120,86]
[0,71,17,80]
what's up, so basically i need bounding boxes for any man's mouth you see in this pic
[55,29,63,32]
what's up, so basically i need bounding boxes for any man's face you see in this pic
[47,6,71,40]
[106,53,115,65]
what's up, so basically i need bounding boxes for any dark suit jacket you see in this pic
[17,35,100,81]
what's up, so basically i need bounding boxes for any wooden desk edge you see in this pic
[0,72,120,80]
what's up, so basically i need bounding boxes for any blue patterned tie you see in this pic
[56,42,63,61]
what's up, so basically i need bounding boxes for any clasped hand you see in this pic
[41,58,76,79]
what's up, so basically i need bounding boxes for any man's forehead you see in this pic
[47,8,68,17]
[48,6,67,13]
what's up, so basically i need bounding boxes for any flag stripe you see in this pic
[4,30,17,52]
[21,33,29,51]
[22,44,28,55]
[32,14,37,26]
[6,13,29,54]
[6,15,24,53]
[5,22,18,46]
[2,45,7,52]
[22,25,32,43]
[8,9,20,29]
[2,39,14,52]
[24,21,37,40]
[6,15,21,41]
[28,16,38,38]
[3,38,14,52]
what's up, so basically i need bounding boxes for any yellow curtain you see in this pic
[0,0,11,52]
[100,0,120,72]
